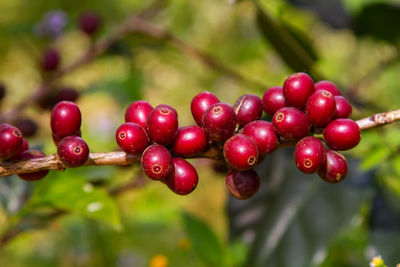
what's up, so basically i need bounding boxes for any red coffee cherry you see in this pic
[202,102,237,143]
[51,129,81,146]
[41,47,60,72]
[0,126,23,159]
[165,158,198,195]
[334,96,352,118]
[51,101,82,139]
[146,104,178,146]
[57,136,89,167]
[318,149,348,184]
[12,138,29,159]
[141,144,173,181]
[315,80,341,96]
[78,11,102,36]
[323,119,361,150]
[262,86,286,116]
[191,91,220,126]
[242,120,278,155]
[125,100,153,129]
[305,90,336,127]
[223,134,258,171]
[15,118,38,138]
[225,169,260,200]
[172,126,208,157]
[116,122,149,154]
[294,137,324,174]
[283,72,315,109]
[233,94,263,127]
[272,107,311,140]
[17,150,49,181]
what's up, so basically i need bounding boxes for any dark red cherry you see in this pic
[125,100,153,129]
[191,91,220,126]
[262,86,286,116]
[15,118,38,137]
[41,47,60,72]
[323,119,361,150]
[272,107,311,140]
[79,11,102,36]
[315,80,341,96]
[172,126,208,157]
[283,72,315,109]
[294,137,324,174]
[242,120,278,155]
[146,104,178,146]
[165,158,198,195]
[57,136,89,167]
[202,103,236,143]
[318,149,348,184]
[0,126,23,159]
[223,134,258,171]
[305,90,336,127]
[54,87,80,104]
[233,94,263,127]
[141,144,173,181]
[225,169,260,200]
[12,138,29,159]
[116,123,149,154]
[334,96,352,118]
[51,101,81,139]
[17,150,49,181]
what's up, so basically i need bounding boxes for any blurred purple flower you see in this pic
[35,10,68,39]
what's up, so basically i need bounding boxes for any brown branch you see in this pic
[355,108,400,130]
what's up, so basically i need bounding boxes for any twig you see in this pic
[355,108,400,130]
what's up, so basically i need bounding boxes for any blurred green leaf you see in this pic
[360,146,391,171]
[223,240,248,267]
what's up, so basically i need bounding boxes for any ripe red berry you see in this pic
[116,123,149,154]
[262,86,286,116]
[242,120,278,155]
[141,144,173,181]
[16,118,38,137]
[78,12,102,36]
[305,90,336,127]
[223,134,258,170]
[191,91,220,126]
[165,158,198,195]
[146,104,178,146]
[57,136,89,167]
[233,94,263,127]
[202,103,236,143]
[272,107,311,140]
[172,126,208,157]
[0,126,23,159]
[283,72,315,109]
[323,119,361,150]
[41,47,60,72]
[17,150,49,181]
[12,138,29,159]
[315,80,341,96]
[318,149,348,183]
[51,101,82,139]
[225,169,260,200]
[125,100,153,129]
[294,137,324,174]
[51,129,81,146]
[334,96,352,118]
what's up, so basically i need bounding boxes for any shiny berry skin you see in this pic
[191,91,220,126]
[334,96,352,118]
[225,169,260,200]
[262,86,286,116]
[294,137,324,174]
[172,126,208,157]
[125,100,153,129]
[57,136,89,167]
[51,101,82,139]
[165,158,198,195]
[223,134,258,171]
[16,118,38,137]
[17,150,49,181]
[233,94,263,127]
[41,47,60,72]
[0,83,6,100]
[0,126,23,159]
[51,129,81,146]
[305,90,336,127]
[202,103,237,143]
[272,107,311,140]
[116,123,149,154]
[146,104,178,146]
[283,72,315,109]
[315,80,341,96]
[54,87,80,104]
[79,12,102,35]
[323,119,361,150]
[141,144,173,181]
[242,120,278,155]
[318,149,348,184]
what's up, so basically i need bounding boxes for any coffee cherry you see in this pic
[233,94,263,127]
[146,104,178,146]
[172,126,208,157]
[141,144,173,181]
[334,96,352,118]
[51,101,82,139]
[318,149,348,183]
[54,87,80,104]
[79,12,102,36]
[57,136,89,167]
[305,90,336,127]
[116,123,149,154]
[12,138,29,159]
[323,119,361,150]
[17,150,49,181]
[16,118,38,137]
[0,126,23,159]
[262,86,286,116]
[41,47,60,72]
[202,103,236,143]
[225,169,260,200]
[315,80,341,96]
[165,158,198,195]
[272,107,311,140]
[223,134,258,171]
[294,137,324,174]
[0,83,6,101]
[191,91,220,126]
[52,129,81,146]
[125,100,153,129]
[283,72,315,109]
[242,120,278,155]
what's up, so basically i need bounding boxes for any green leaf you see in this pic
[181,212,222,266]
[360,146,391,171]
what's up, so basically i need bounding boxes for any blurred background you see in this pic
[0,0,400,266]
